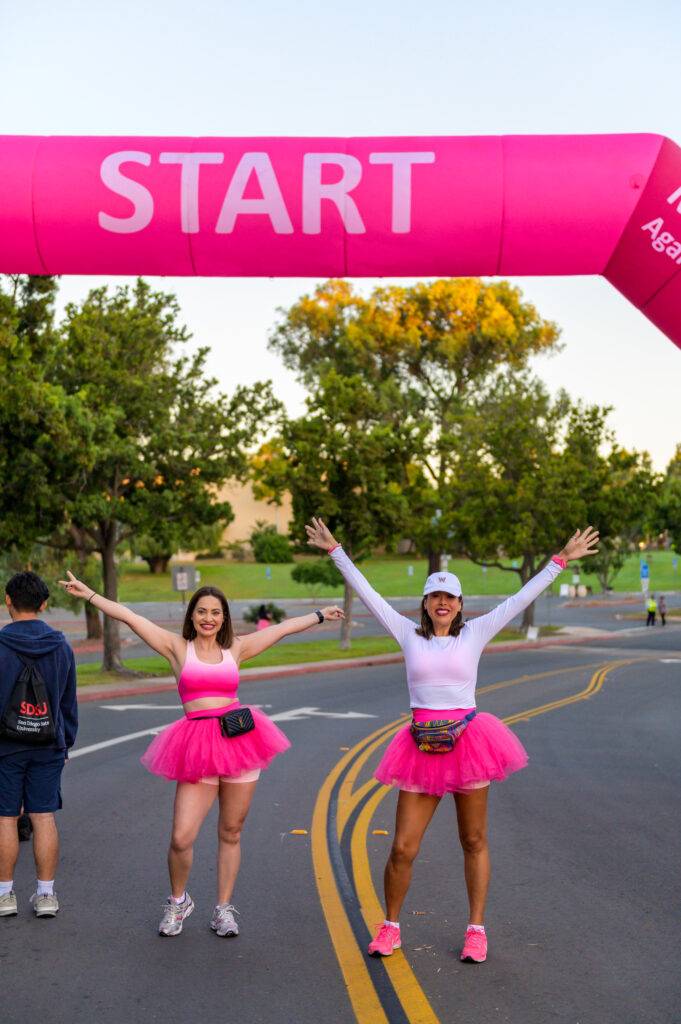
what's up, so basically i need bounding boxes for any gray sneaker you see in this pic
[0,891,18,916]
[158,893,194,936]
[211,903,240,937]
[30,891,59,917]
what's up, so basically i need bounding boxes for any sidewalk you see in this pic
[76,624,655,703]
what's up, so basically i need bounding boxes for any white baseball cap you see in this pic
[423,571,462,598]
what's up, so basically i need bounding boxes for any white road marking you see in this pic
[69,726,167,758]
[658,659,681,664]
[70,706,375,758]
[98,704,181,711]
[268,706,376,722]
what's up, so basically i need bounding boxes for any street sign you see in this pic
[641,579,649,593]
[171,565,198,592]
[640,563,649,580]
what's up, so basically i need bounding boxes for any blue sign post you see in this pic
[640,562,649,593]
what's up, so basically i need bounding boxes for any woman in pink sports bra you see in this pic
[59,572,343,939]
[306,517,599,966]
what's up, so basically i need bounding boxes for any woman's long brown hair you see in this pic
[182,586,233,648]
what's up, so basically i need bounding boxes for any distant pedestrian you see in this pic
[658,595,666,626]
[256,605,271,631]
[0,572,77,920]
[646,595,657,626]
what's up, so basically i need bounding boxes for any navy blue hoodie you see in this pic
[0,619,78,757]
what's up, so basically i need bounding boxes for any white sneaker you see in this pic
[211,903,240,936]
[0,891,17,916]
[30,891,59,917]
[158,893,194,936]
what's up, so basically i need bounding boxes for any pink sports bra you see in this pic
[178,641,240,704]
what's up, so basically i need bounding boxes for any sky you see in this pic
[2,0,680,470]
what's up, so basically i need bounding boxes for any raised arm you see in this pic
[237,604,344,664]
[305,517,414,645]
[58,570,185,666]
[468,526,600,646]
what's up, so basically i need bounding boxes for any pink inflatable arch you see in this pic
[1,133,680,348]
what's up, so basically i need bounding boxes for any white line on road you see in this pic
[98,704,181,711]
[69,726,167,758]
[70,707,376,758]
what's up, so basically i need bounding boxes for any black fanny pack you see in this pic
[195,706,255,738]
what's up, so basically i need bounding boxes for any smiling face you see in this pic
[423,590,463,635]
[191,596,225,641]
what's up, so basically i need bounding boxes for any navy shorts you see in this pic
[0,748,66,816]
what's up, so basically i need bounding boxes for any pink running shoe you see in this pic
[460,926,487,963]
[368,923,402,957]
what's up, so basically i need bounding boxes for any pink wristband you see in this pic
[552,556,567,570]
[328,543,341,554]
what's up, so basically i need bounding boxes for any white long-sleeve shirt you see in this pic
[330,546,563,710]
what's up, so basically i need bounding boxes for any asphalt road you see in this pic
[1,626,679,1024]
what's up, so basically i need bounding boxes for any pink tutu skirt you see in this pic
[374,707,528,796]
[141,704,290,784]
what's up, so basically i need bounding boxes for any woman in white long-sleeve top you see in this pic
[305,517,599,965]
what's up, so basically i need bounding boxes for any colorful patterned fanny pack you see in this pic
[409,711,477,753]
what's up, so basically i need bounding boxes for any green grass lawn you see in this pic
[76,626,560,685]
[117,550,680,604]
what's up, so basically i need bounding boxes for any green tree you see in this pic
[447,372,655,624]
[270,278,561,572]
[255,369,422,648]
[47,280,281,670]
[655,445,681,552]
[0,275,83,552]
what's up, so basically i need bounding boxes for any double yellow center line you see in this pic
[311,659,634,1024]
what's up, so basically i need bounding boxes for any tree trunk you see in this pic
[145,555,170,574]
[100,528,123,672]
[427,550,441,575]
[84,603,102,640]
[339,578,354,650]
[519,560,536,630]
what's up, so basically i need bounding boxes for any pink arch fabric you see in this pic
[0,133,680,348]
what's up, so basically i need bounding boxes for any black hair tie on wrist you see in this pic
[88,591,96,604]
[315,609,324,623]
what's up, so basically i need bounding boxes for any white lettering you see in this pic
[99,152,154,233]
[159,152,224,233]
[215,153,293,234]
[641,217,663,240]
[302,154,365,234]
[653,230,674,253]
[666,240,681,260]
[666,185,681,213]
[368,152,435,232]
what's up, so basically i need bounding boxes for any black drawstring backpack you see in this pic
[0,656,57,745]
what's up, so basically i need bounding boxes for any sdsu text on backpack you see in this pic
[0,657,57,744]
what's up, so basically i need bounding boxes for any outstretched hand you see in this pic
[57,570,93,601]
[558,527,600,563]
[305,517,338,553]
[320,605,345,621]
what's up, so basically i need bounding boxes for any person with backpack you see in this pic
[0,572,78,919]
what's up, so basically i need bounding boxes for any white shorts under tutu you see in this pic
[141,704,290,784]
[374,707,528,796]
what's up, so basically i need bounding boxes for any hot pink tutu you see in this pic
[374,707,528,795]
[141,704,290,783]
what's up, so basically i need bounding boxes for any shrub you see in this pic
[291,559,342,596]
[252,531,293,563]
[242,602,287,625]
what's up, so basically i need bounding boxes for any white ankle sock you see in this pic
[170,892,186,904]
[0,881,13,897]
[467,923,485,933]
[385,919,400,929]
[36,879,54,896]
